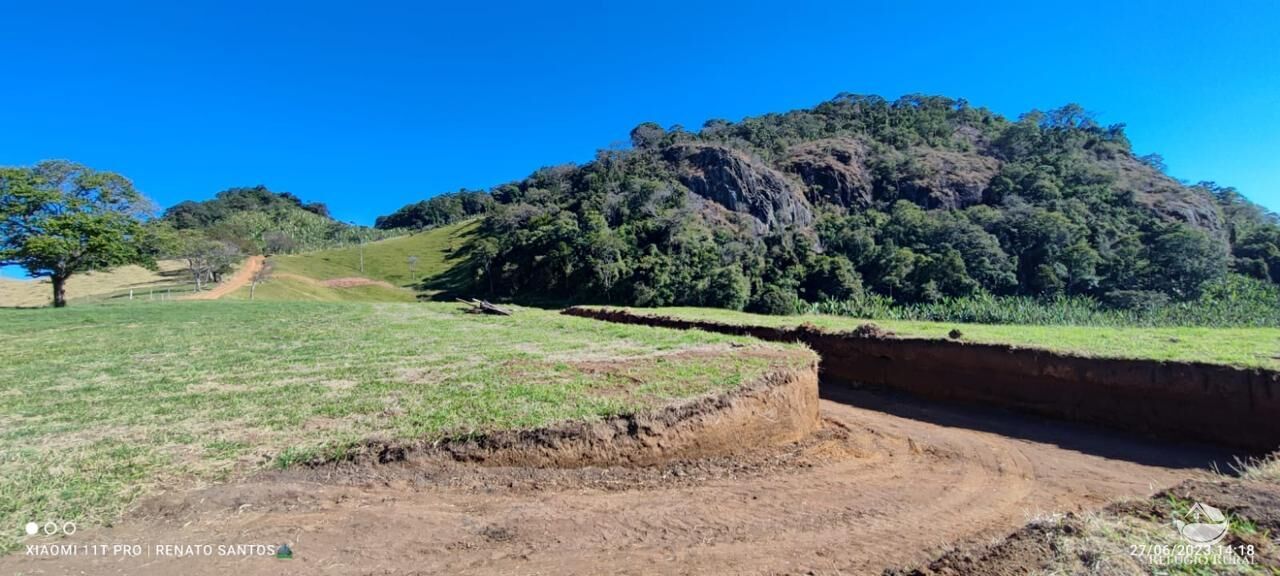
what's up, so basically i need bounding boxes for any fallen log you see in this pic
[456,298,513,316]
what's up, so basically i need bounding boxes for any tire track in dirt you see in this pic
[4,389,1232,575]
[183,255,264,301]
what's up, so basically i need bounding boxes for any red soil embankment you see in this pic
[338,357,819,468]
[564,307,1280,452]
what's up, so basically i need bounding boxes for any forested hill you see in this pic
[163,186,391,254]
[383,94,1280,314]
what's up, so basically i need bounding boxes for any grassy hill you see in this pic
[228,219,477,302]
[0,261,194,307]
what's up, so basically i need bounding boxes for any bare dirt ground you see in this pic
[183,256,264,301]
[5,388,1233,576]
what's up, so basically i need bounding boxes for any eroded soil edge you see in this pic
[565,307,1280,452]
[331,358,820,468]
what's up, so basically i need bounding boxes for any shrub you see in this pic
[752,284,803,315]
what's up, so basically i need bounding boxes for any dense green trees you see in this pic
[0,161,155,307]
[163,185,389,254]
[376,93,1280,316]
[1204,182,1280,283]
[374,189,493,230]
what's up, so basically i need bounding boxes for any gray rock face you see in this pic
[1107,154,1226,239]
[783,138,874,208]
[900,148,1000,209]
[663,143,813,232]
[783,141,997,211]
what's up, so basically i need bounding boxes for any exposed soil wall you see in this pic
[344,361,820,468]
[564,307,1280,452]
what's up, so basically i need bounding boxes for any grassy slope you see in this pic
[229,220,476,301]
[0,300,806,552]
[597,307,1280,370]
[0,260,193,307]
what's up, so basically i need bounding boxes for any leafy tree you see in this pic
[752,283,802,315]
[174,231,242,290]
[707,265,751,310]
[801,255,861,302]
[629,122,667,149]
[1145,225,1228,299]
[0,161,153,307]
[263,230,297,255]
[374,189,493,230]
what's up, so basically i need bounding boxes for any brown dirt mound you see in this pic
[330,361,819,468]
[884,516,1087,576]
[849,321,894,338]
[890,477,1280,575]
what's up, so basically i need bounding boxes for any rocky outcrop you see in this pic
[783,138,874,208]
[663,143,813,232]
[900,147,1000,209]
[1108,154,1226,239]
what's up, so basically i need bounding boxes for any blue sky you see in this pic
[2,1,1278,240]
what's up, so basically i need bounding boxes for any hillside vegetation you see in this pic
[378,94,1280,320]
[0,301,803,552]
[163,185,399,255]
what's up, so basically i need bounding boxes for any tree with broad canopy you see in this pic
[0,160,154,307]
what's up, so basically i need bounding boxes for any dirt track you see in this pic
[183,256,264,300]
[6,387,1232,575]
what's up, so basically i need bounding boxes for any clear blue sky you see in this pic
[3,1,1278,223]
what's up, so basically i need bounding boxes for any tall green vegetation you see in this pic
[0,160,155,307]
[374,189,493,230]
[396,94,1280,317]
[809,275,1280,327]
[163,185,397,255]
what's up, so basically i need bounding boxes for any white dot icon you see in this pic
[25,522,39,536]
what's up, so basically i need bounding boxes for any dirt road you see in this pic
[6,386,1232,575]
[183,256,264,300]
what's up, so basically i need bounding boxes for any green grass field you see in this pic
[229,220,476,301]
[0,300,806,552]
[592,307,1280,370]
